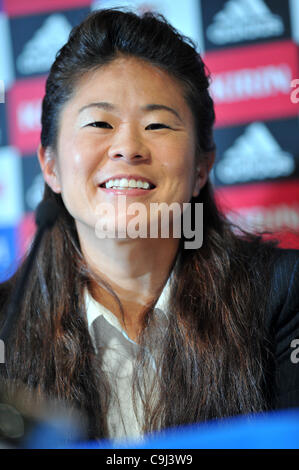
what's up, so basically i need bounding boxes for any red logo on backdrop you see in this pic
[4,0,91,16]
[204,41,299,127]
[215,179,299,249]
[8,77,46,154]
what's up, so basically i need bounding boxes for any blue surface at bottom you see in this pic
[28,409,299,449]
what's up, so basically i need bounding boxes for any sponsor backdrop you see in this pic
[0,0,298,281]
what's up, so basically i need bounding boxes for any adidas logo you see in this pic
[214,122,295,184]
[207,0,284,45]
[16,14,72,75]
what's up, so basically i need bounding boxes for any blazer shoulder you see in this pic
[266,248,299,409]
[266,247,299,330]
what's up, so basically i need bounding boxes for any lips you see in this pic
[99,174,156,188]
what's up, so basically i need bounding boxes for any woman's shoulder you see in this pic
[265,247,299,409]
[240,241,299,321]
[263,246,299,329]
[267,246,299,321]
[264,246,299,370]
[270,246,299,270]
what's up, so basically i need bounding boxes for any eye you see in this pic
[145,123,171,130]
[87,121,113,128]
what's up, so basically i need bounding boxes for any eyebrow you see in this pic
[78,102,183,122]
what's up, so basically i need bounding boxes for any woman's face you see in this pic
[39,56,207,238]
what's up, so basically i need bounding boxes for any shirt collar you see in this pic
[85,272,173,334]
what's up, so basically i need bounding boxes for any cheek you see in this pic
[58,136,100,183]
[159,140,195,178]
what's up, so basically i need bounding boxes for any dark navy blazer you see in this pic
[267,248,299,410]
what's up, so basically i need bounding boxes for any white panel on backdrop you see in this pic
[26,173,44,211]
[289,0,299,44]
[0,236,11,271]
[91,0,204,52]
[0,80,4,103]
[0,13,15,89]
[0,147,24,226]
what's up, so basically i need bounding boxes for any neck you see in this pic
[76,220,179,337]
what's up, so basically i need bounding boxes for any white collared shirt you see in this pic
[84,275,172,442]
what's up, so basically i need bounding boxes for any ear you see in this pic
[192,150,215,198]
[37,144,61,193]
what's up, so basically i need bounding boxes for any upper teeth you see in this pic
[104,178,151,189]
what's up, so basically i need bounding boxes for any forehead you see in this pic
[65,55,192,119]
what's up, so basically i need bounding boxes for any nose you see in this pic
[107,125,150,163]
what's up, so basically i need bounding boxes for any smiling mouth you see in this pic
[99,178,156,190]
[99,184,155,190]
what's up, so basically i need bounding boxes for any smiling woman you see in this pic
[39,56,200,258]
[0,8,299,443]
